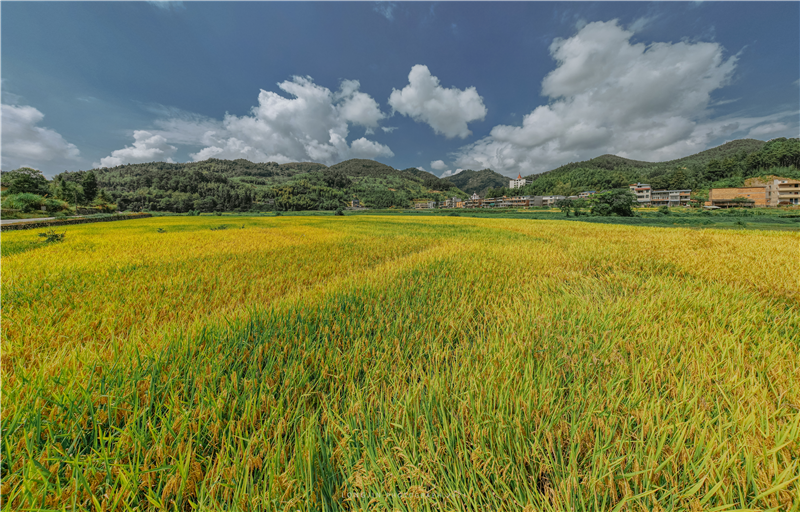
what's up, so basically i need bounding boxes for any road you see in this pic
[0,217,56,225]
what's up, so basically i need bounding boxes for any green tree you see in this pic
[1,167,49,195]
[589,189,637,217]
[555,198,573,216]
[82,171,99,202]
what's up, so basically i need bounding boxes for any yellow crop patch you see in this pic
[2,215,798,511]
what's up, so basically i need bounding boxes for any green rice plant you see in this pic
[1,216,798,510]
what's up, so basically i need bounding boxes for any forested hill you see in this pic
[508,138,799,198]
[441,169,509,194]
[50,158,467,212]
[531,139,767,179]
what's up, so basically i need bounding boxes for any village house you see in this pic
[629,183,652,205]
[650,189,692,207]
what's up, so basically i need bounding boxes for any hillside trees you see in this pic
[1,168,49,195]
[82,171,99,202]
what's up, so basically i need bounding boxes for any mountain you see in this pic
[398,167,441,181]
[529,139,767,180]
[327,159,399,178]
[513,138,796,197]
[50,157,467,212]
[441,169,509,194]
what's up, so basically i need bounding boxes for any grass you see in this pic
[2,215,799,511]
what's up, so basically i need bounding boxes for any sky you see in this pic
[2,1,798,178]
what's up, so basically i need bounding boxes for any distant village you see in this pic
[361,174,800,210]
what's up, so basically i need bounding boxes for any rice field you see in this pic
[2,215,799,511]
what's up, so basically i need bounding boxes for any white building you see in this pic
[509,173,529,189]
[629,183,652,204]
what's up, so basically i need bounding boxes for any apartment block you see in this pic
[765,178,800,206]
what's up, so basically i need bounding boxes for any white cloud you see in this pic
[416,167,426,172]
[187,76,392,164]
[1,104,80,169]
[747,122,791,138]
[440,168,464,178]
[374,2,397,21]
[430,159,447,171]
[100,77,393,167]
[95,130,177,168]
[452,20,786,176]
[334,79,386,128]
[389,65,487,139]
[381,126,398,133]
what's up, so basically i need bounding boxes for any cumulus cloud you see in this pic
[95,130,177,168]
[748,122,791,138]
[187,76,392,164]
[430,159,447,171]
[452,20,786,176]
[389,65,487,139]
[439,168,464,178]
[1,104,80,169]
[98,77,393,167]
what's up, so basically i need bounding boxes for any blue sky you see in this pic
[2,1,798,178]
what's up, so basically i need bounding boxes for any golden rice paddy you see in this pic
[1,215,799,511]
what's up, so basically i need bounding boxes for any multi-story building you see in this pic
[650,189,692,207]
[463,193,482,208]
[708,187,768,208]
[578,191,596,199]
[413,200,436,209]
[481,197,501,208]
[629,183,652,205]
[765,178,800,206]
[540,195,566,207]
[508,196,535,207]
[509,174,529,189]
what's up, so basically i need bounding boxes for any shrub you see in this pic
[44,198,71,213]
[334,207,344,216]
[658,206,670,215]
[37,230,66,243]
[2,193,45,213]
